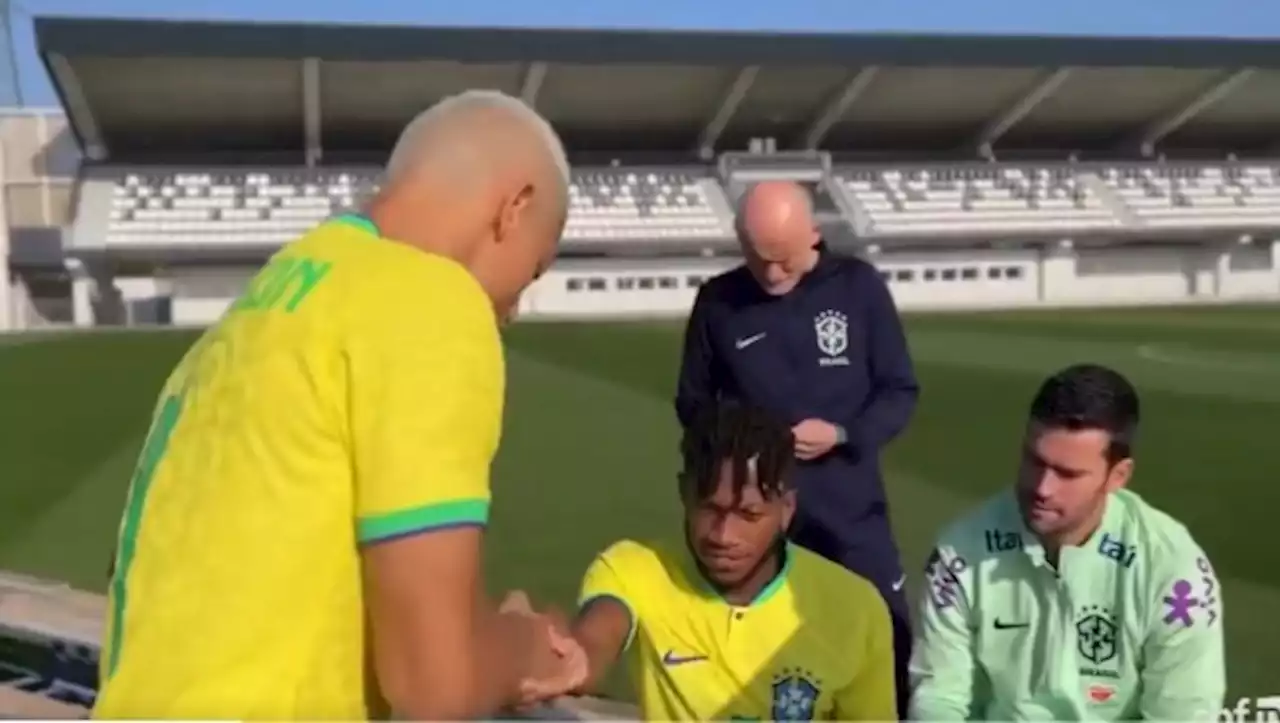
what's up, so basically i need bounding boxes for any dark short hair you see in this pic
[1029,364,1140,463]
[679,402,795,502]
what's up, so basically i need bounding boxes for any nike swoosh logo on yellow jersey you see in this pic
[662,650,709,665]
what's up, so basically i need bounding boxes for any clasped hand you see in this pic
[499,590,589,710]
[792,418,841,460]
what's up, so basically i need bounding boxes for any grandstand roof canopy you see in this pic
[35,16,1280,162]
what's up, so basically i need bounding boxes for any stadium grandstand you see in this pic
[6,17,1280,329]
[0,106,76,330]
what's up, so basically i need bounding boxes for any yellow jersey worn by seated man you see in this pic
[93,214,504,720]
[580,538,896,721]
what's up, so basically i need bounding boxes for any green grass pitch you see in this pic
[0,305,1277,701]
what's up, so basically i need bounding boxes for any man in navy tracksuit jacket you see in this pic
[675,181,919,716]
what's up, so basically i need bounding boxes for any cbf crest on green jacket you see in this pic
[909,488,1225,721]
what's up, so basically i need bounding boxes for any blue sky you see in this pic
[8,0,1280,107]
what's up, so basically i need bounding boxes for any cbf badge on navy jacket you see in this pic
[908,488,1225,721]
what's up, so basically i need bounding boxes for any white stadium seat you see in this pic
[564,170,733,241]
[1099,164,1280,228]
[835,161,1280,235]
[837,165,1120,235]
[104,167,735,246]
[107,170,378,246]
[102,161,1280,247]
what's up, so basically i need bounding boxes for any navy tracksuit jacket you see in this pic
[674,244,919,715]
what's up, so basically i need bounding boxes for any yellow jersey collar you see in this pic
[750,544,793,606]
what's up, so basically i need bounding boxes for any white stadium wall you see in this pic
[514,242,1280,321]
[109,269,256,327]
[518,256,736,318]
[63,239,1280,327]
[165,269,255,326]
[1047,242,1280,305]
[870,241,1280,312]
[873,248,1041,309]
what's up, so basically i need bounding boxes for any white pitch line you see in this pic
[1135,343,1280,374]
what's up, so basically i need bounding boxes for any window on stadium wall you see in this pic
[1230,243,1273,272]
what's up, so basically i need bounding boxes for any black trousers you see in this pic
[879,583,914,721]
[790,527,913,720]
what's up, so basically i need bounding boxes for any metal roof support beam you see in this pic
[974,66,1072,160]
[697,66,758,158]
[798,66,878,151]
[521,62,548,107]
[1136,67,1254,157]
[302,58,322,166]
[46,54,106,161]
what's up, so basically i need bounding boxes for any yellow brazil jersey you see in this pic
[92,214,504,720]
[579,539,896,721]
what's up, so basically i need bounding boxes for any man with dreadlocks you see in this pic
[514,403,896,720]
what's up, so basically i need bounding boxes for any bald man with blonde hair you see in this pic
[676,180,919,718]
[94,90,585,721]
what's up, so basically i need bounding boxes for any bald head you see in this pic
[736,181,820,295]
[385,89,569,194]
[738,181,814,238]
[370,90,571,321]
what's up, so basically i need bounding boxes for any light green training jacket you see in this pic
[909,488,1225,721]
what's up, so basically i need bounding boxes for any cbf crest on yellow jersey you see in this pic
[93,215,504,720]
[579,539,896,721]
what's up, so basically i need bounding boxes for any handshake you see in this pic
[499,590,591,711]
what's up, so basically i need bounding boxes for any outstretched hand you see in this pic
[499,590,590,710]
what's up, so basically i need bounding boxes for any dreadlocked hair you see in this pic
[680,402,795,502]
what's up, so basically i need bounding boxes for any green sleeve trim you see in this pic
[580,594,638,652]
[333,213,380,236]
[358,498,489,544]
